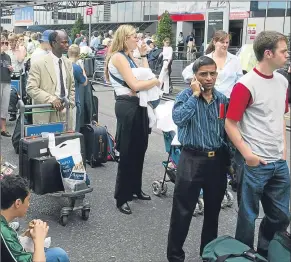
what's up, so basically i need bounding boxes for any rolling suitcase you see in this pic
[30,156,64,195]
[80,121,108,167]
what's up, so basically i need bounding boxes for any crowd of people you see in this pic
[0,24,290,262]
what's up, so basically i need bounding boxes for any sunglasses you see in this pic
[1,42,9,46]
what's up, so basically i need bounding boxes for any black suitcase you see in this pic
[19,132,85,188]
[80,122,108,167]
[84,58,94,77]
[31,156,64,195]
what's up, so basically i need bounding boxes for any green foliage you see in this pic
[71,14,85,41]
[156,11,173,48]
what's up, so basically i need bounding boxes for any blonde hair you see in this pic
[205,30,229,55]
[8,33,18,41]
[68,44,80,58]
[105,24,136,81]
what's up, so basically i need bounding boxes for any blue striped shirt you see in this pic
[172,87,229,151]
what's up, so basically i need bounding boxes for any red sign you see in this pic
[230,12,249,20]
[86,7,93,16]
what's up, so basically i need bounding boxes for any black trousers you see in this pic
[167,148,228,261]
[114,95,149,207]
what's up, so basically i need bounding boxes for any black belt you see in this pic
[183,146,223,158]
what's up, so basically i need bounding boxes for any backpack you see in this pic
[268,231,291,262]
[202,235,267,262]
[105,126,119,162]
[148,48,163,75]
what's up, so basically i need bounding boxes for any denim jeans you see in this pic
[235,159,290,257]
[45,247,70,262]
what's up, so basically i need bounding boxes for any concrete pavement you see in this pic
[1,84,290,262]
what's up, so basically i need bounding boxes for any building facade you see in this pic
[1,1,290,47]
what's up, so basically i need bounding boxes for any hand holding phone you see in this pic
[190,76,203,96]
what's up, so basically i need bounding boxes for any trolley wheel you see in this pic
[60,215,69,226]
[152,181,162,196]
[225,190,234,207]
[81,209,90,221]
[159,180,168,195]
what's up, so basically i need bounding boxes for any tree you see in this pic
[71,14,85,41]
[156,11,173,48]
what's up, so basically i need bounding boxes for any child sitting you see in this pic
[1,175,69,262]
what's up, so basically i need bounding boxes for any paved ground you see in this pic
[1,84,290,262]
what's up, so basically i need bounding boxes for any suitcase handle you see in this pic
[18,97,71,138]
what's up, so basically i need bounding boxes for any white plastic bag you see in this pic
[49,138,87,192]
[19,236,51,253]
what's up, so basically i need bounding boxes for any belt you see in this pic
[183,147,223,158]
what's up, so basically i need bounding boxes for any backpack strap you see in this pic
[216,249,266,262]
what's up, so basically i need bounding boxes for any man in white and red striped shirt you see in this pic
[225,31,290,259]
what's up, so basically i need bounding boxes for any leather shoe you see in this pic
[133,191,151,200]
[118,202,132,215]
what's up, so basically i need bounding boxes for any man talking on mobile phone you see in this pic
[167,56,232,261]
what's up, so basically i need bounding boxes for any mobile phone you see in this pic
[193,75,204,91]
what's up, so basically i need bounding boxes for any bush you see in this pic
[71,15,85,41]
[156,11,173,48]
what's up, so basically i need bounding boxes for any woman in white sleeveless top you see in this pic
[105,25,160,215]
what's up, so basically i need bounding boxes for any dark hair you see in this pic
[48,31,58,46]
[1,175,30,210]
[192,56,217,73]
[253,31,288,62]
[205,30,229,55]
[93,31,98,37]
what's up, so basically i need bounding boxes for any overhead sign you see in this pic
[204,7,230,50]
[86,7,93,16]
[14,7,34,26]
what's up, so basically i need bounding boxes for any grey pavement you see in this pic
[1,84,290,262]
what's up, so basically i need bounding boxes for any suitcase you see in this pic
[80,122,108,167]
[19,132,85,188]
[30,156,64,195]
[84,58,94,77]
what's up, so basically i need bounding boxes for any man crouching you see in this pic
[167,56,231,261]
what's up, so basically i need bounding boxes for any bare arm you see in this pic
[112,53,158,92]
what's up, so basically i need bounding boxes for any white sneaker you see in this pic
[9,222,20,231]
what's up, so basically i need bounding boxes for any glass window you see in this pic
[117,2,126,22]
[250,1,268,17]
[95,4,104,22]
[111,3,118,22]
[133,1,142,22]
[267,1,286,17]
[125,1,133,22]
[287,1,290,16]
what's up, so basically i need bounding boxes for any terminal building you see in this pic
[1,1,290,47]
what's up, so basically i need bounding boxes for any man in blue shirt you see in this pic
[167,56,231,261]
[68,44,87,131]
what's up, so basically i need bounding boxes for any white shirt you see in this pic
[163,46,173,60]
[182,52,243,98]
[31,48,50,64]
[50,52,68,98]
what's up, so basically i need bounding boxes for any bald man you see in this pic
[27,30,75,127]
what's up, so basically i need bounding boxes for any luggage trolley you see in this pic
[17,96,93,226]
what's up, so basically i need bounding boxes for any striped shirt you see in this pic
[173,87,229,151]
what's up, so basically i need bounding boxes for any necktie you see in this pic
[58,59,66,98]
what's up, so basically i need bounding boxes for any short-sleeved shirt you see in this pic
[73,63,86,104]
[1,215,33,262]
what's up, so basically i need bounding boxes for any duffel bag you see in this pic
[268,231,291,262]
[202,235,267,262]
